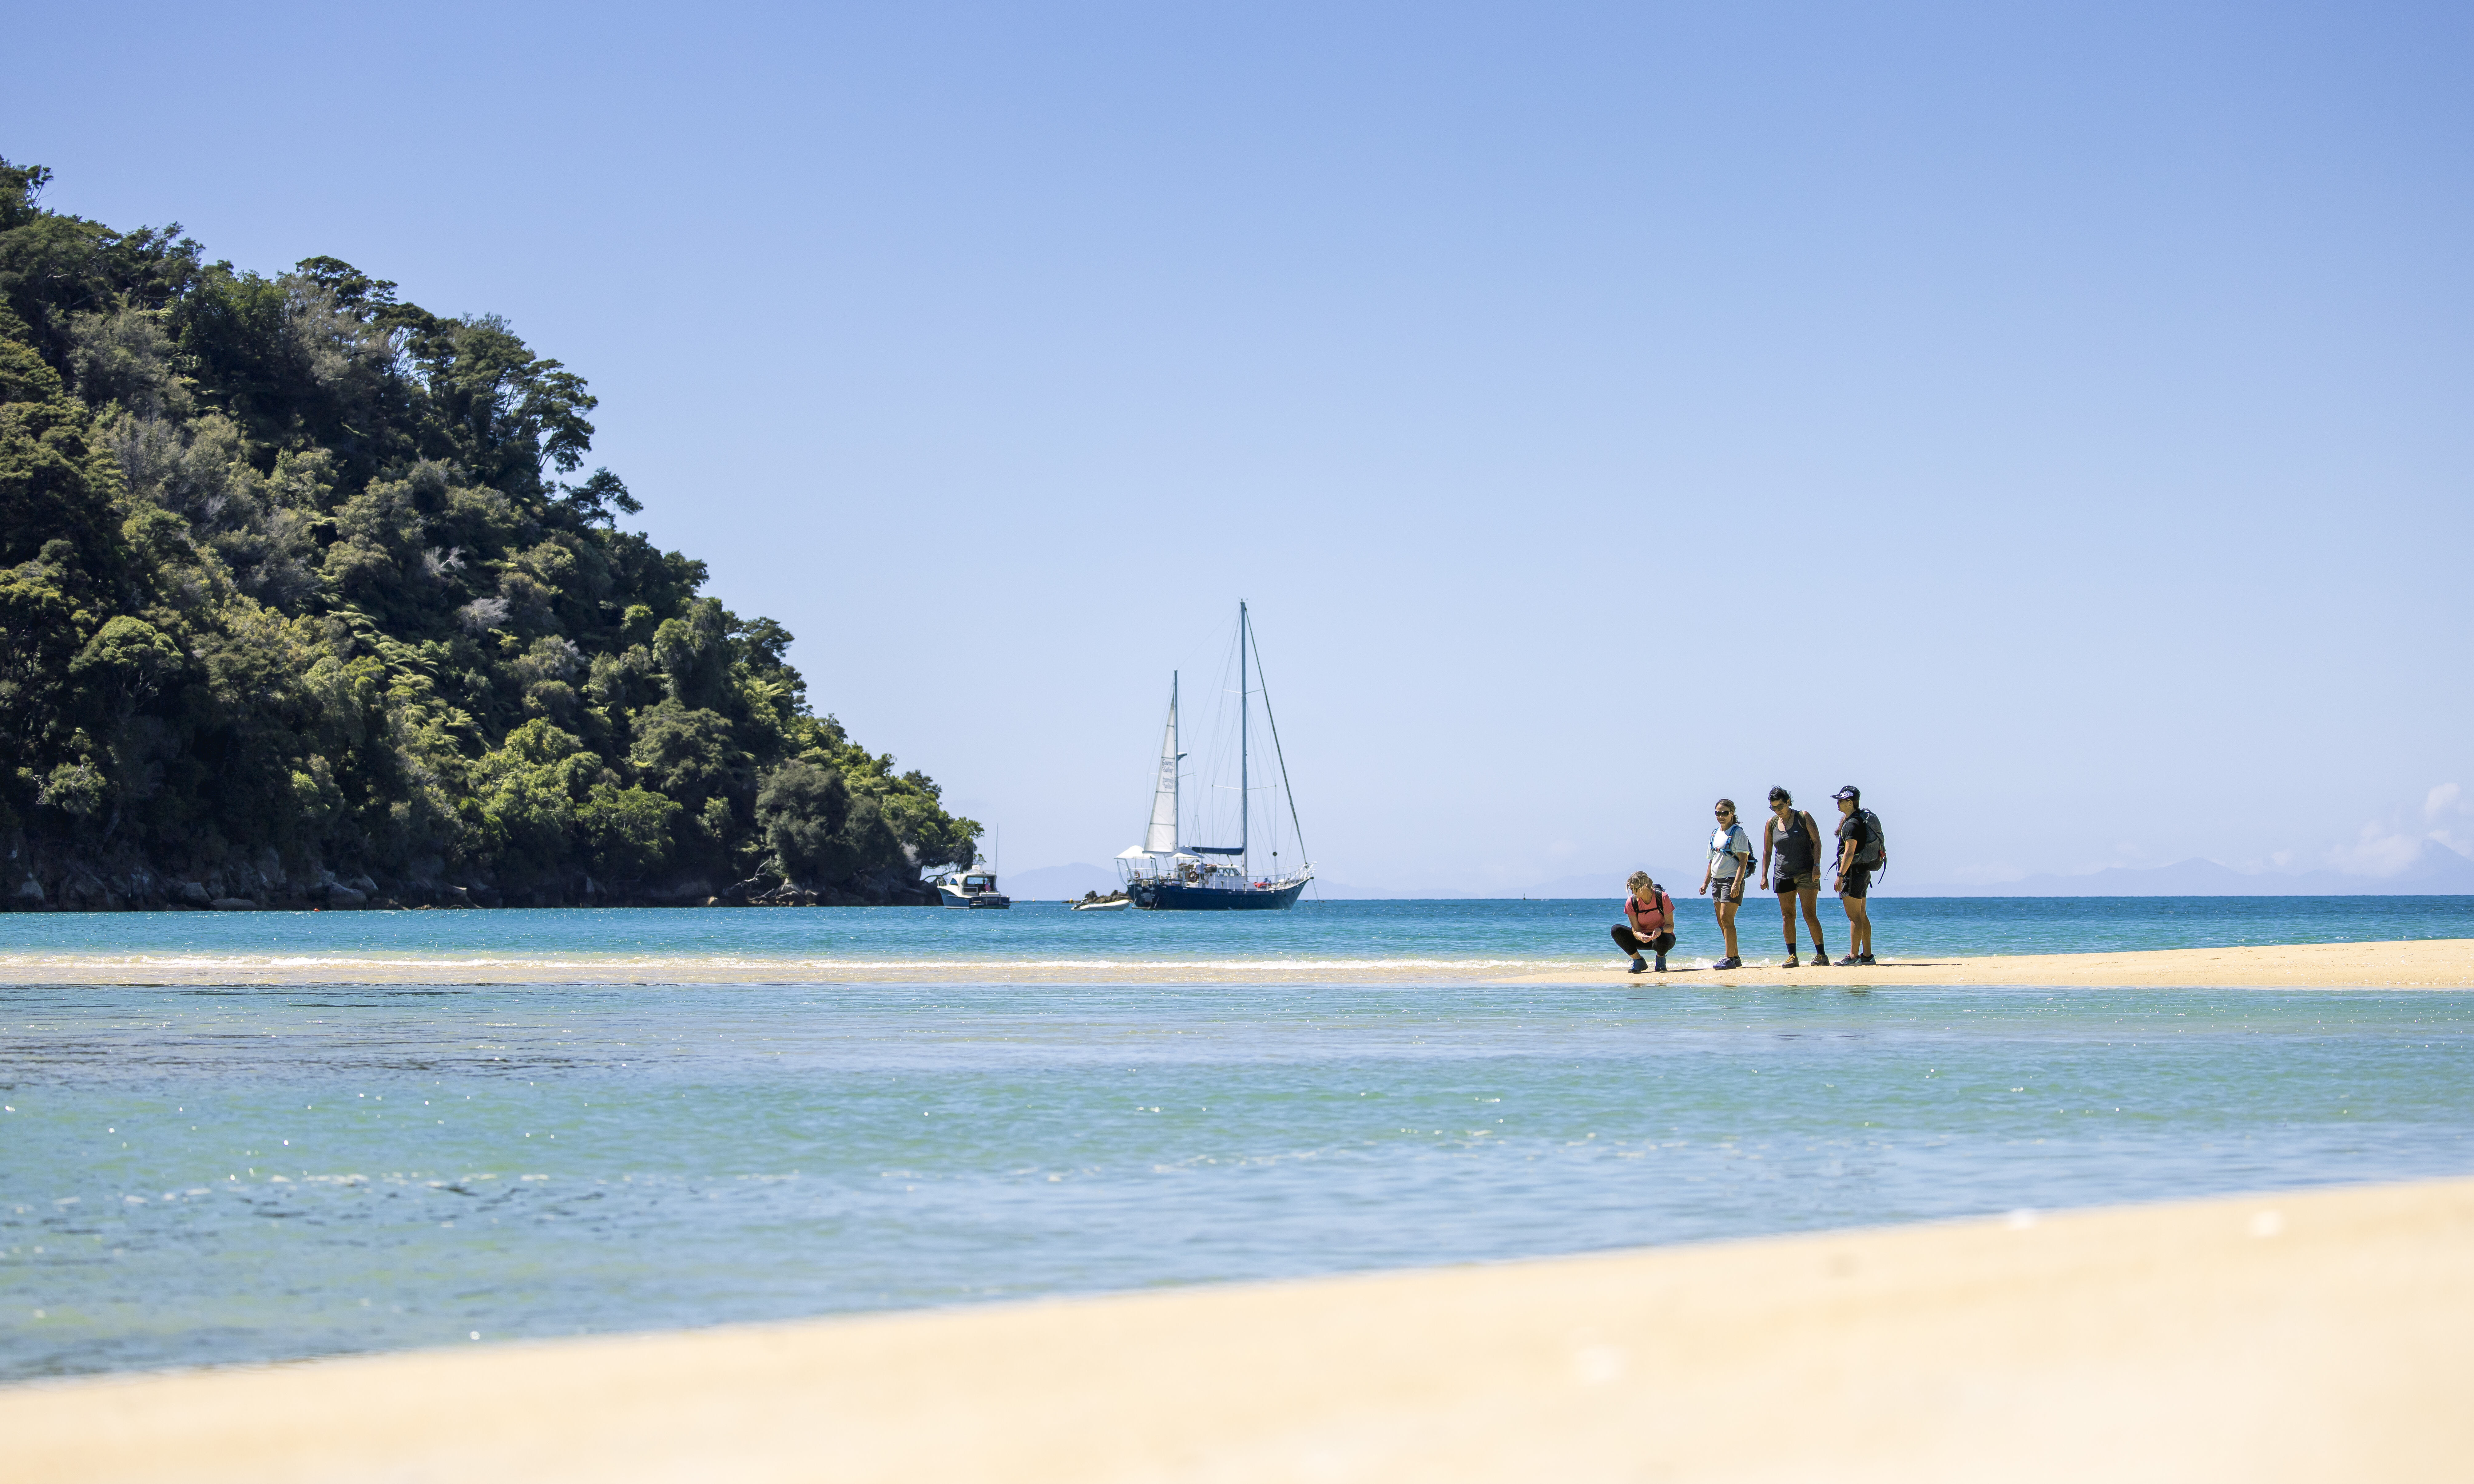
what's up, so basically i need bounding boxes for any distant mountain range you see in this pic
[1003,841,2474,901]
[1882,839,2474,897]
[1000,862,1123,900]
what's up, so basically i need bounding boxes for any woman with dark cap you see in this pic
[1831,785,1880,964]
[1759,787,1830,968]
[1610,870,1675,973]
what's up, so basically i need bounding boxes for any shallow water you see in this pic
[0,896,2467,979]
[6,971,2471,1381]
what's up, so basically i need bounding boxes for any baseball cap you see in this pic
[1831,786,1860,801]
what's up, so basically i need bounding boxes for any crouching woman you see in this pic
[1611,871,1677,974]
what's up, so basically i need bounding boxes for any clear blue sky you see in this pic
[10,1,2469,891]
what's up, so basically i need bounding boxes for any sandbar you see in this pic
[0,935,2466,987]
[6,1174,2469,1483]
[1498,935,2474,989]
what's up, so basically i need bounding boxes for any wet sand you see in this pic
[6,1174,2469,1483]
[1500,935,2474,989]
[0,935,2466,987]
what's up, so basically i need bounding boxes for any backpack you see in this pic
[1853,809,1886,870]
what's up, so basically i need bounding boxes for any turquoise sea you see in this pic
[1,894,2468,978]
[5,897,2471,1382]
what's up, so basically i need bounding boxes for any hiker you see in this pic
[1759,786,1831,968]
[1700,798,1754,969]
[1831,786,1884,964]
[1610,871,1675,974]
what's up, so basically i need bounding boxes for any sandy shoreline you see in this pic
[1497,935,2474,989]
[0,936,2466,987]
[7,1174,2469,1483]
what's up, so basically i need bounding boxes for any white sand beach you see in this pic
[1503,936,2474,989]
[6,1173,2469,1483]
[0,934,2466,987]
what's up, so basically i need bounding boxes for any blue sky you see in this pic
[9,1,2469,892]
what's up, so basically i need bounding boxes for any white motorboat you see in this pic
[936,867,1011,908]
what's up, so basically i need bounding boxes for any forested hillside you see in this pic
[0,159,976,909]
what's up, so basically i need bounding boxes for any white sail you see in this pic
[1141,677,1179,854]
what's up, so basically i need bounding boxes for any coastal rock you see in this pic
[13,877,42,906]
[209,898,258,911]
[178,881,210,905]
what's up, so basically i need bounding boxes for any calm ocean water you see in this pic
[4,897,2471,1382]
[1,895,2468,975]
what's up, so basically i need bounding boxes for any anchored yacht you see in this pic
[1114,603,1313,911]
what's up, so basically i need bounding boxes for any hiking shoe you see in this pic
[1654,953,1668,972]
[1627,956,1648,974]
[1782,953,1800,968]
[1714,956,1741,971]
[1836,954,1860,966]
[1858,953,1876,966]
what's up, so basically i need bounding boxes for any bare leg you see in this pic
[1775,889,1799,955]
[1798,884,1828,959]
[1716,895,1740,960]
[1843,895,1872,957]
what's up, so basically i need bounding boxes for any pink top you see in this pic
[1625,889,1672,935]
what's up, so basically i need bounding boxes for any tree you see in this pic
[0,156,976,908]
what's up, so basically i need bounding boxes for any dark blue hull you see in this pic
[1131,879,1308,911]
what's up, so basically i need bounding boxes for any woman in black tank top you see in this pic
[1760,786,1830,968]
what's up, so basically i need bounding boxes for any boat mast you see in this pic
[1171,671,1180,854]
[1238,602,1249,870]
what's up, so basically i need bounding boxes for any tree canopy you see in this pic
[0,157,977,908]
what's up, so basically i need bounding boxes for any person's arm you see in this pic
[1700,837,1713,894]
[1760,819,1776,888]
[1833,814,1857,883]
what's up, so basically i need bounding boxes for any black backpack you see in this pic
[1853,809,1886,870]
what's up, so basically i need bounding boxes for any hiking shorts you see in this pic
[1710,874,1746,904]
[1773,870,1819,895]
[1839,868,1872,899]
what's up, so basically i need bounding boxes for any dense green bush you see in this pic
[0,158,976,907]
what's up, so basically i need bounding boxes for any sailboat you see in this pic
[1114,604,1314,910]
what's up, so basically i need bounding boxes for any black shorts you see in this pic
[1839,868,1872,899]
[1773,869,1818,895]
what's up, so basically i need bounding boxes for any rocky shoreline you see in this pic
[3,840,938,912]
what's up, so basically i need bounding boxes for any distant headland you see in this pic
[0,158,977,911]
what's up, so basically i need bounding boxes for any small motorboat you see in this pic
[1071,893,1132,911]
[936,865,1011,908]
